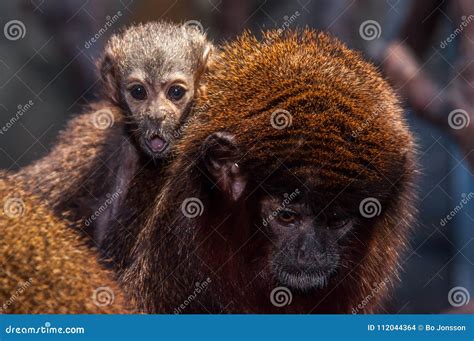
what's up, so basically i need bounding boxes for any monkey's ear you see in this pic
[98,52,119,103]
[196,43,214,82]
[202,44,213,66]
[196,44,213,98]
[201,132,247,201]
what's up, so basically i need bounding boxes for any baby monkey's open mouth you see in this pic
[144,134,169,155]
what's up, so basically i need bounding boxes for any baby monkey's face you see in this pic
[122,70,195,159]
[100,22,212,160]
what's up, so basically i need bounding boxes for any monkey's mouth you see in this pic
[144,135,169,155]
[275,266,336,291]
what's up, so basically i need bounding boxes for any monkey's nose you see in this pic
[146,114,163,123]
[296,241,314,266]
[156,107,170,121]
[296,237,325,267]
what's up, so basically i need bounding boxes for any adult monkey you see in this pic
[120,29,418,313]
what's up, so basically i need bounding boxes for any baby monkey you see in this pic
[88,21,214,243]
[100,21,213,158]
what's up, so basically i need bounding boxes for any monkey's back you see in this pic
[0,175,129,313]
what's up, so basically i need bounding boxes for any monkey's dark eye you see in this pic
[129,84,147,100]
[277,210,298,225]
[167,85,186,101]
[326,213,350,229]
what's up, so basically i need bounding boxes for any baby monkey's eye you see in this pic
[277,210,299,225]
[167,85,186,101]
[129,84,147,100]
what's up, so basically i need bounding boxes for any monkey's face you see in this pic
[100,22,213,160]
[122,71,195,159]
[201,132,362,292]
[261,196,353,291]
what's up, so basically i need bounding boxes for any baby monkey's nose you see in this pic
[151,112,165,120]
[144,111,167,125]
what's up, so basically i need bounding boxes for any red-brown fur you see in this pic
[0,175,131,313]
[123,30,417,313]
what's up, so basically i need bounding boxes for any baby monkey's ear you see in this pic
[196,43,215,98]
[201,43,213,67]
[98,49,119,104]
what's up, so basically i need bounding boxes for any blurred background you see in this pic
[0,0,473,313]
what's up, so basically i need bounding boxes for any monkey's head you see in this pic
[99,22,213,159]
[200,132,365,293]
[191,30,417,295]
